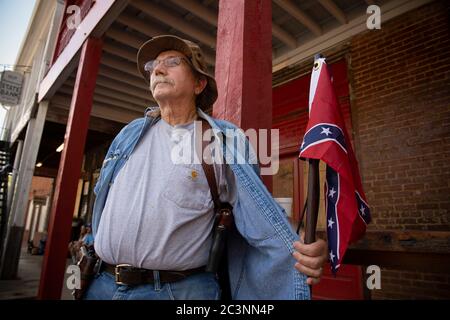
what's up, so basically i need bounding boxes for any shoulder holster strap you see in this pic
[199,119,233,299]
[198,119,221,211]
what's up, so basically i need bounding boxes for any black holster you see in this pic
[72,245,99,300]
[206,203,233,273]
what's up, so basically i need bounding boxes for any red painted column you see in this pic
[38,37,103,299]
[213,0,273,189]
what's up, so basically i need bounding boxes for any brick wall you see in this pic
[351,0,450,231]
[370,268,450,300]
[350,0,450,299]
[28,176,53,200]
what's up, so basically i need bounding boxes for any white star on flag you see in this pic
[328,187,336,198]
[328,218,335,229]
[321,127,332,136]
[360,205,366,216]
[329,251,335,262]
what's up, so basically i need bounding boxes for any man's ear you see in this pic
[195,76,207,95]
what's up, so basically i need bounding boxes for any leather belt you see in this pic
[102,262,206,286]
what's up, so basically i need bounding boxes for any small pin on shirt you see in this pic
[190,170,198,180]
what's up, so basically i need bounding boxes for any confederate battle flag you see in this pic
[299,56,371,272]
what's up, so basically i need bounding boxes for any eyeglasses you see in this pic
[144,56,190,74]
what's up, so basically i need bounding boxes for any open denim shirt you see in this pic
[92,107,310,300]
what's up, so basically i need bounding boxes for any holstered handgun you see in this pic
[73,245,99,300]
[206,203,234,273]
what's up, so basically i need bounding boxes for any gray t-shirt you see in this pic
[94,117,236,271]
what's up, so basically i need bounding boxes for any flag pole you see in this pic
[303,54,323,297]
[305,53,323,245]
[305,158,320,245]
[304,158,320,297]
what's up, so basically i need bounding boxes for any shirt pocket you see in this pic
[162,164,210,211]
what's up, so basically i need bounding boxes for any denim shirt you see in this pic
[92,107,310,300]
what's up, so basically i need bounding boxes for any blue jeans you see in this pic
[83,270,221,300]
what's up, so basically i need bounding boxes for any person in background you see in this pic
[81,224,94,247]
[68,224,91,263]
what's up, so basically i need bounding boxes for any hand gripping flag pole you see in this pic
[299,54,371,275]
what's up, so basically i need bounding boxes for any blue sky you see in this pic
[0,0,37,66]
[0,0,37,128]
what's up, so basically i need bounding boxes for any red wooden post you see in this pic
[213,0,273,190]
[37,37,103,299]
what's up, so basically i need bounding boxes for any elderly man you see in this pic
[85,35,328,300]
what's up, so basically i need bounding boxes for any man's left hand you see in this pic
[292,235,328,285]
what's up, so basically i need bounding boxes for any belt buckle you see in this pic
[115,264,133,285]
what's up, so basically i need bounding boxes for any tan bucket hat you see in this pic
[137,35,217,111]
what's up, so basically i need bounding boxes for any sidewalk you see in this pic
[0,249,74,300]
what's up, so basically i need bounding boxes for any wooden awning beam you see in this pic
[116,12,167,39]
[47,104,125,135]
[94,85,151,107]
[131,0,216,49]
[272,23,297,49]
[170,0,218,27]
[65,74,152,102]
[52,94,142,123]
[273,0,322,36]
[103,41,136,62]
[59,85,145,113]
[105,25,215,66]
[105,26,146,49]
[98,65,149,91]
[318,0,347,25]
[102,54,141,78]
